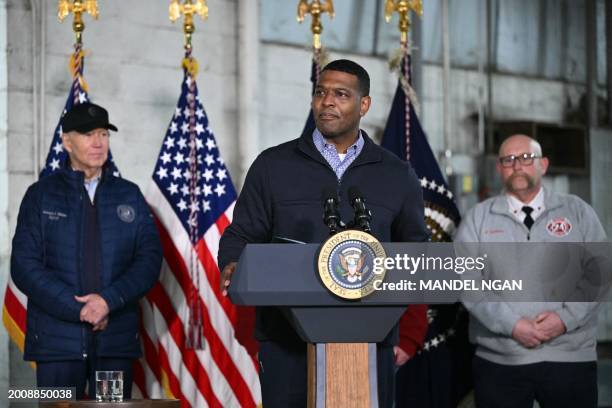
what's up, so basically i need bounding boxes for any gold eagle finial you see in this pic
[384,0,423,45]
[296,0,335,50]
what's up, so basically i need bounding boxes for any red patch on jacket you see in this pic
[546,217,572,237]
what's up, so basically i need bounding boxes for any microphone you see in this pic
[322,187,342,235]
[348,186,372,233]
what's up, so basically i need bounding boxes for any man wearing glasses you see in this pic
[455,134,607,407]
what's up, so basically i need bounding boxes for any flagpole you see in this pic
[297,0,335,51]
[57,0,99,45]
[169,0,208,51]
[56,0,97,110]
[441,0,452,174]
[168,0,209,350]
[297,0,333,137]
[384,0,423,160]
[296,0,334,81]
[48,0,99,174]
[384,0,422,49]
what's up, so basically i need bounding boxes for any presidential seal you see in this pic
[317,230,387,300]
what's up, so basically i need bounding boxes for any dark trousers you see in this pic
[36,358,134,400]
[258,341,395,408]
[473,355,597,408]
[394,344,453,408]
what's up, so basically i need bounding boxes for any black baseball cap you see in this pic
[61,102,118,133]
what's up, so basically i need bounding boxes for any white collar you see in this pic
[506,187,545,220]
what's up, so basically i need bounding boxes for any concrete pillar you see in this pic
[237,0,260,187]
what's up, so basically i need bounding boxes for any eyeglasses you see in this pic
[498,153,541,168]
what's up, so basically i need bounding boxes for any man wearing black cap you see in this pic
[11,102,162,399]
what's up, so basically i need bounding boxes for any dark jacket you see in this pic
[11,165,162,361]
[218,131,429,343]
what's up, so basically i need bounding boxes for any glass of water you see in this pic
[95,370,123,402]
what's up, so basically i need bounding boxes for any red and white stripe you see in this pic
[138,181,261,407]
[2,278,28,352]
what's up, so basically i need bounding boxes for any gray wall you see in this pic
[1,0,611,393]
[1,0,10,399]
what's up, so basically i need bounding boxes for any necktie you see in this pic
[522,206,534,230]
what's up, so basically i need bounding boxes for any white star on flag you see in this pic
[167,182,178,195]
[205,138,216,151]
[203,184,212,196]
[156,167,168,179]
[52,142,63,155]
[216,169,227,181]
[174,152,185,164]
[205,154,215,166]
[161,152,172,164]
[164,137,175,149]
[203,168,214,182]
[214,184,226,196]
[171,167,182,180]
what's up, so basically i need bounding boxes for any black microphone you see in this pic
[348,186,372,233]
[322,187,342,235]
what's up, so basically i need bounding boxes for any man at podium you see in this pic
[219,59,429,408]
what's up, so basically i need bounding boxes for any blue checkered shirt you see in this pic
[312,128,364,180]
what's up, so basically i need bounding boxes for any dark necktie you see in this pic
[522,206,534,230]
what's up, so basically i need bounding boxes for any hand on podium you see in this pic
[220,262,237,296]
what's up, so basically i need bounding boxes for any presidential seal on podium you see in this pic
[317,229,387,300]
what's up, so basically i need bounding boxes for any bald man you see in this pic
[455,135,607,408]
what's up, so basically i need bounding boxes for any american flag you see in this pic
[1,47,119,358]
[140,67,261,407]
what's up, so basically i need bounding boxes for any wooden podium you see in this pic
[229,244,407,408]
